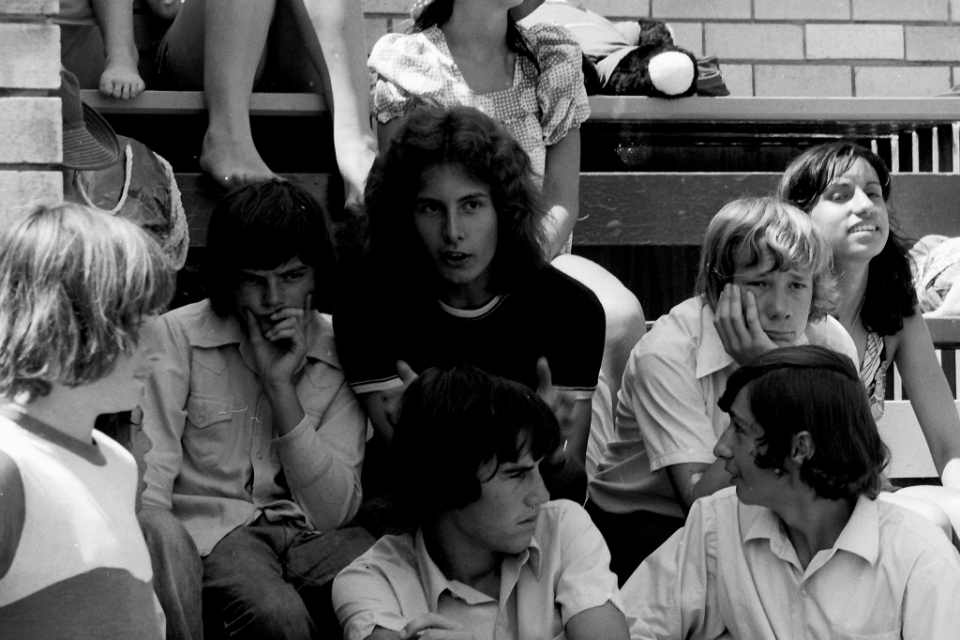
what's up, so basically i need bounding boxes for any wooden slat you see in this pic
[81,92,960,126]
[82,90,328,116]
[587,96,960,125]
[926,317,960,348]
[575,172,960,246]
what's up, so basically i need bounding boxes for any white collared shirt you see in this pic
[589,296,857,518]
[333,500,622,640]
[623,487,960,639]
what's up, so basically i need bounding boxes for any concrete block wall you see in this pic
[0,0,62,225]
[361,0,960,96]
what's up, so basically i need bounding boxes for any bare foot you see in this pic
[200,128,277,187]
[100,56,145,100]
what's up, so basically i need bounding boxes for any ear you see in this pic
[790,431,815,465]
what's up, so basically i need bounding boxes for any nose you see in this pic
[442,211,463,242]
[264,279,283,307]
[527,466,550,507]
[850,187,874,215]
[761,283,791,320]
[714,425,734,459]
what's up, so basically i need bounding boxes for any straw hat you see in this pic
[58,69,121,170]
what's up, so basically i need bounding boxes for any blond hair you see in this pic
[695,196,837,322]
[0,203,174,400]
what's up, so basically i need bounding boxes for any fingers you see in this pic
[741,288,766,340]
[396,360,419,387]
[401,613,470,640]
[535,356,553,395]
[243,310,264,341]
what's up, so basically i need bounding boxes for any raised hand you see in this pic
[714,284,777,365]
[243,293,312,388]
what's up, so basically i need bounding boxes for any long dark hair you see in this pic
[412,0,541,74]
[778,141,916,336]
[363,106,546,293]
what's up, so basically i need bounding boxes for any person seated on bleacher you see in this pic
[149,0,376,203]
[0,203,174,639]
[780,142,960,500]
[622,345,960,640]
[333,363,630,640]
[139,180,373,640]
[335,105,605,506]
[59,0,144,98]
[588,197,858,584]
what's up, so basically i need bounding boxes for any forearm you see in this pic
[668,459,731,512]
[542,131,581,259]
[277,416,361,530]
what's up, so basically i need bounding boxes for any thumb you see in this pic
[396,360,419,386]
[535,356,552,393]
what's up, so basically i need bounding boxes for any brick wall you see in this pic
[0,0,62,226]
[361,0,960,97]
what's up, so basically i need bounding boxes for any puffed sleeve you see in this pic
[369,32,454,124]
[525,23,590,146]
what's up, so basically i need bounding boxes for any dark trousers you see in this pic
[585,500,684,586]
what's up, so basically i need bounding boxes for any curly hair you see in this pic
[0,203,174,401]
[695,196,837,322]
[203,179,337,316]
[719,345,889,501]
[364,105,546,290]
[778,141,916,336]
[391,363,560,528]
[412,0,540,74]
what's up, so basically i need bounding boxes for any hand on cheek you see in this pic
[714,284,777,365]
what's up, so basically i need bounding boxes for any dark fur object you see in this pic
[604,19,698,97]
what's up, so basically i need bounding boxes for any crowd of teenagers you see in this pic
[5,0,960,638]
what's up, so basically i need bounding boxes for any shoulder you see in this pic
[521,22,582,53]
[535,266,603,312]
[876,498,960,560]
[335,532,419,585]
[636,298,705,360]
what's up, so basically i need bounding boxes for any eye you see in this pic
[463,199,484,211]
[282,270,306,282]
[237,273,259,285]
[790,281,808,290]
[415,201,443,215]
[746,280,767,288]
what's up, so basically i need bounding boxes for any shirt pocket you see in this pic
[184,394,235,469]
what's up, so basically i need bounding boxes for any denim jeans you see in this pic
[201,516,375,640]
[138,508,205,640]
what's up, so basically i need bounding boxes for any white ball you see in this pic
[648,51,695,96]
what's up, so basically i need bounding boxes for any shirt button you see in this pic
[800,590,807,597]
[257,453,263,460]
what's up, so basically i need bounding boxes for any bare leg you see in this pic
[286,0,377,211]
[90,0,145,99]
[161,0,277,186]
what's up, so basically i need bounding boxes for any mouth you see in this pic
[764,330,795,344]
[725,465,741,481]
[440,251,470,265]
[849,223,879,234]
